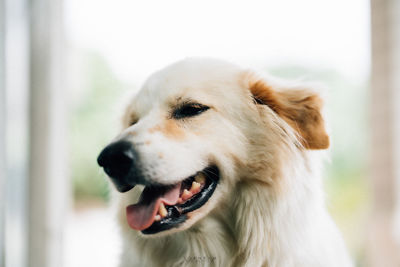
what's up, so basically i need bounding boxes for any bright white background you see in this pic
[65,0,369,84]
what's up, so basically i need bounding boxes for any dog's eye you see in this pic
[173,103,210,119]
[128,117,139,126]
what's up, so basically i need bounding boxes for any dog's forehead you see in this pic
[133,58,243,111]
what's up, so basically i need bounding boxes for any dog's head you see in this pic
[97,58,329,236]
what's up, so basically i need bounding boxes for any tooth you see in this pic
[190,181,201,194]
[154,215,161,221]
[182,189,193,201]
[159,203,168,218]
[195,173,206,184]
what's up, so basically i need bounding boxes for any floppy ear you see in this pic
[248,77,329,150]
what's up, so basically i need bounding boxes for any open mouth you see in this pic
[126,166,220,234]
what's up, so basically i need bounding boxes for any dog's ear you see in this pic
[248,77,329,150]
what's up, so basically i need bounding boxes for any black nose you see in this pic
[97,141,139,192]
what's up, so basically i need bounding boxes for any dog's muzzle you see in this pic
[97,140,145,192]
[97,140,220,234]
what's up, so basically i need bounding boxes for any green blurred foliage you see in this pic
[69,52,130,203]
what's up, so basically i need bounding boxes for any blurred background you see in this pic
[1,0,400,266]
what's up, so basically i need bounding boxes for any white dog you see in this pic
[97,58,353,267]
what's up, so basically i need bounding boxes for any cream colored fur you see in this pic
[107,58,352,267]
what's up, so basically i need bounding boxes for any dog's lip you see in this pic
[125,166,220,234]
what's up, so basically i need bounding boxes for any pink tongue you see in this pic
[126,183,181,231]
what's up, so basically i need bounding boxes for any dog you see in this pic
[97,58,353,267]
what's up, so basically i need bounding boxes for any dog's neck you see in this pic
[124,212,236,267]
[229,150,325,267]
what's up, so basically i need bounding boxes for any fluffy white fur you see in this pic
[106,58,352,267]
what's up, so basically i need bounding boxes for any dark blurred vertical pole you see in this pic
[28,0,68,265]
[0,0,6,265]
[369,0,400,266]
